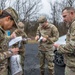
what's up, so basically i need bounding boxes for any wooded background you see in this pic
[0,0,75,38]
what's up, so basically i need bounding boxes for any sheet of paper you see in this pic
[9,36,22,47]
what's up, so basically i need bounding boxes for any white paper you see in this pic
[38,36,43,42]
[9,36,22,47]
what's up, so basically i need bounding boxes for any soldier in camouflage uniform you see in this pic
[54,7,75,75]
[35,16,59,75]
[0,7,19,75]
[13,22,28,75]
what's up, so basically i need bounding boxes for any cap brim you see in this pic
[13,19,19,29]
[39,23,43,26]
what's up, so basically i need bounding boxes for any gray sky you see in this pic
[39,0,56,15]
[5,0,56,15]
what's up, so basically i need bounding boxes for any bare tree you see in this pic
[0,0,6,9]
[67,0,75,7]
[48,0,75,24]
[49,1,62,25]
[59,0,75,9]
[7,0,42,36]
[13,0,42,22]
[48,0,75,36]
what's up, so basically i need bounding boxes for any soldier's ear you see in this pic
[0,10,3,16]
[70,11,74,15]
[6,16,11,21]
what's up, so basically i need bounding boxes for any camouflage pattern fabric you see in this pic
[37,16,47,23]
[0,26,13,75]
[36,23,59,51]
[65,66,75,75]
[58,20,75,73]
[36,23,59,75]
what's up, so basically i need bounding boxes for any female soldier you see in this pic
[0,7,19,75]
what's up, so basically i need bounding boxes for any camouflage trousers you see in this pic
[65,66,75,75]
[38,50,54,75]
[0,67,8,75]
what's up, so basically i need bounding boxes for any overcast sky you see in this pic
[40,0,56,15]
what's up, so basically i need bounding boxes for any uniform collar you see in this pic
[0,26,6,33]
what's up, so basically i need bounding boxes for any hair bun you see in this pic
[0,10,3,15]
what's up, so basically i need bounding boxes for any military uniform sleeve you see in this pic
[36,26,40,36]
[58,22,75,54]
[47,25,59,43]
[0,50,13,62]
[5,35,11,42]
[0,27,13,62]
[14,29,28,44]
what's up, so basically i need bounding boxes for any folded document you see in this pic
[9,36,23,47]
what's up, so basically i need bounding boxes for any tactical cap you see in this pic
[4,7,18,27]
[18,22,24,28]
[38,16,47,23]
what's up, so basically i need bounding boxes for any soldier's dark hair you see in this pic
[62,7,75,13]
[0,10,13,20]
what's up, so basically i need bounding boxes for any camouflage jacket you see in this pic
[0,26,13,70]
[36,23,59,51]
[58,20,75,69]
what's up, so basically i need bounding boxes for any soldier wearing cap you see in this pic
[54,7,75,75]
[0,7,19,75]
[35,16,59,75]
